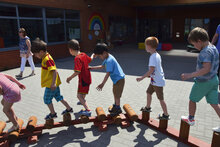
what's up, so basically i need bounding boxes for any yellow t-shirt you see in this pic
[41,53,61,88]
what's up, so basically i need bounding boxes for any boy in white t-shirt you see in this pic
[136,37,169,120]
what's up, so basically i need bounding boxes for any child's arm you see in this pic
[136,66,155,82]
[0,85,3,95]
[89,65,104,70]
[4,74,26,89]
[90,53,97,61]
[51,70,58,91]
[96,72,110,91]
[26,39,31,58]
[66,71,80,83]
[181,62,211,80]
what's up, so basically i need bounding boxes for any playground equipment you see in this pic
[0,104,219,147]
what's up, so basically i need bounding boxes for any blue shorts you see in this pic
[43,87,63,104]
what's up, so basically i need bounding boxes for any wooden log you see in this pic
[179,120,190,141]
[0,121,6,134]
[211,131,220,147]
[44,119,54,129]
[159,119,168,130]
[113,115,122,125]
[8,118,24,142]
[96,107,106,121]
[123,104,138,121]
[26,116,37,132]
[142,111,150,122]
[63,113,72,126]
[80,115,89,124]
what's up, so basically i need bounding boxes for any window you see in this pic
[46,8,63,19]
[0,19,18,48]
[47,19,65,42]
[66,21,80,40]
[18,6,42,18]
[184,18,210,41]
[0,3,80,50]
[20,19,44,40]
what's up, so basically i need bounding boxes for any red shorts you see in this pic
[78,80,90,94]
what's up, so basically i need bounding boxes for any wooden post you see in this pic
[0,121,6,134]
[142,111,150,122]
[44,119,54,129]
[96,107,106,121]
[211,131,220,147]
[179,120,190,141]
[113,115,122,125]
[123,104,138,121]
[80,115,89,124]
[63,113,72,126]
[8,118,24,142]
[159,119,168,130]
[26,116,37,132]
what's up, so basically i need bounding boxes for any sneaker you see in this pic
[7,125,19,133]
[45,113,57,120]
[157,113,170,120]
[181,116,195,126]
[212,127,220,132]
[108,104,116,113]
[79,109,91,117]
[15,74,22,78]
[110,107,122,115]
[61,108,73,115]
[77,101,82,105]
[140,107,152,112]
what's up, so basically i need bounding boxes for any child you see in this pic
[0,73,25,132]
[136,37,169,120]
[66,39,94,116]
[31,38,73,120]
[89,43,125,116]
[181,27,220,132]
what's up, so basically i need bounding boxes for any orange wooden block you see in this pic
[211,131,220,147]
[8,118,24,142]
[44,119,54,129]
[123,104,138,121]
[26,116,37,132]
[0,121,6,134]
[96,107,106,121]
[63,113,72,126]
[179,120,190,141]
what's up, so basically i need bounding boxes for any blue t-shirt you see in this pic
[195,44,219,82]
[19,36,30,54]
[102,54,125,84]
[216,25,220,52]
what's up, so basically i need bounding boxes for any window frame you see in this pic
[0,3,80,52]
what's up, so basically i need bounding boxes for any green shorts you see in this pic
[190,76,219,104]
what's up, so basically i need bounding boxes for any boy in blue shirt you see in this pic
[181,27,220,132]
[90,43,125,116]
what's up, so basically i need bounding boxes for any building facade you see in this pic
[0,0,220,70]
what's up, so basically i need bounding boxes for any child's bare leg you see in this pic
[3,101,18,126]
[159,100,168,116]
[47,103,56,114]
[77,93,89,110]
[210,104,220,118]
[1,99,4,106]
[189,100,196,116]
[60,99,71,110]
[146,93,152,108]
[114,96,120,106]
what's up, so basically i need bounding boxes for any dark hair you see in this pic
[68,39,80,50]
[31,38,47,53]
[19,28,27,37]
[188,27,209,43]
[94,43,108,55]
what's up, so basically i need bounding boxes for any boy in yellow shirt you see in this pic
[31,38,73,120]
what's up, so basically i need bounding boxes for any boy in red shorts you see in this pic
[66,39,94,116]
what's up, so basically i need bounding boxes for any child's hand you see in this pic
[91,53,97,59]
[136,77,143,82]
[50,84,56,91]
[19,84,26,90]
[88,66,92,70]
[96,83,104,91]
[66,77,72,83]
[181,73,192,80]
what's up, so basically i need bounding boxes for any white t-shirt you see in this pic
[149,52,165,87]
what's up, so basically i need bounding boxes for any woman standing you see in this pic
[16,28,35,78]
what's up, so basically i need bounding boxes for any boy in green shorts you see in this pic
[181,27,220,132]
